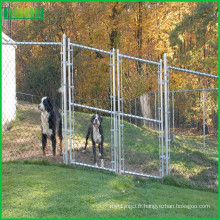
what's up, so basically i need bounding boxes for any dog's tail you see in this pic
[55,87,63,111]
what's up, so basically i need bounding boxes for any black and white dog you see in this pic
[38,88,63,157]
[83,114,104,167]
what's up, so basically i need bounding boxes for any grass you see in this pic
[2,161,218,218]
[2,103,218,190]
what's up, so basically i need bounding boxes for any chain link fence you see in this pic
[2,36,218,190]
[2,38,63,163]
[117,53,163,178]
[166,66,218,190]
[63,41,116,171]
[168,89,218,190]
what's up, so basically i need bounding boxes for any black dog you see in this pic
[38,88,63,157]
[83,114,104,167]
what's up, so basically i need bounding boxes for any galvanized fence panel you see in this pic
[165,61,218,190]
[117,51,164,179]
[64,40,117,172]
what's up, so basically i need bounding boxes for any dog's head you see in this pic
[38,97,53,112]
[91,114,102,127]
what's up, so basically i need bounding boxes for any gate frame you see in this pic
[116,50,165,179]
[61,38,117,172]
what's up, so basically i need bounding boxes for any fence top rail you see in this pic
[17,92,41,97]
[168,66,218,79]
[72,103,113,115]
[120,112,162,124]
[127,87,218,101]
[69,42,112,55]
[170,88,218,93]
[118,53,161,66]
[2,41,62,46]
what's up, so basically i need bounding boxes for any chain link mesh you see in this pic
[119,57,162,177]
[68,45,114,169]
[2,43,62,162]
[168,69,218,190]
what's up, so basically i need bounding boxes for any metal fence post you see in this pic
[117,49,121,174]
[164,53,169,176]
[68,38,73,163]
[159,59,164,178]
[112,48,118,173]
[62,34,68,164]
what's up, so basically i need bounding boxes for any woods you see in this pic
[6,2,218,130]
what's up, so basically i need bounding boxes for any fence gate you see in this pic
[116,50,164,178]
[62,40,166,178]
[61,38,117,172]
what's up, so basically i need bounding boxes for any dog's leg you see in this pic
[58,134,63,156]
[51,134,56,157]
[83,125,91,153]
[42,134,47,156]
[92,141,97,166]
[100,141,104,168]
[98,144,101,157]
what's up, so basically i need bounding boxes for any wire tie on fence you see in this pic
[69,85,74,88]
[67,62,73,66]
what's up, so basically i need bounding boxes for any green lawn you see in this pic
[2,162,218,218]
